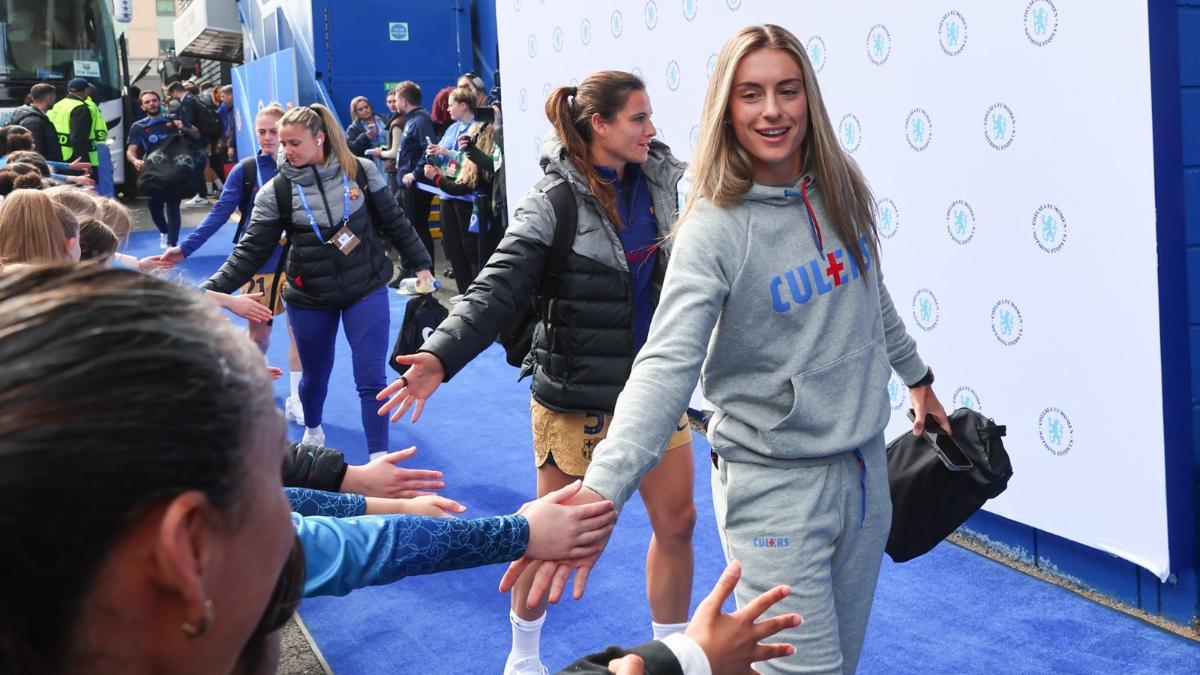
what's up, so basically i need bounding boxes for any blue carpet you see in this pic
[123,228,1200,673]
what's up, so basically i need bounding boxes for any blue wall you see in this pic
[311,0,487,124]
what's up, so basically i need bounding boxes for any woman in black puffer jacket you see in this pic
[378,72,699,674]
[203,104,432,456]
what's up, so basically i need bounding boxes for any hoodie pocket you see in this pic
[764,342,891,452]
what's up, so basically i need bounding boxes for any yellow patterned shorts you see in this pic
[530,398,693,478]
[239,273,287,316]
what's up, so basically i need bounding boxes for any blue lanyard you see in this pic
[294,173,351,243]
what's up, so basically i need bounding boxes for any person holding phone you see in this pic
[346,96,389,176]
[509,25,951,673]
[416,86,477,295]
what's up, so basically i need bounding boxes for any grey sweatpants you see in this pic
[711,434,891,674]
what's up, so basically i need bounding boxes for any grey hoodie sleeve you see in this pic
[584,201,745,510]
[876,273,928,386]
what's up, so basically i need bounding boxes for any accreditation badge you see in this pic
[331,225,360,255]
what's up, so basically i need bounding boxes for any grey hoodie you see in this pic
[584,174,927,509]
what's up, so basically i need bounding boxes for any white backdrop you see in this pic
[496,0,1172,579]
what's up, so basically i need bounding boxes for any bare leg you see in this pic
[638,441,697,623]
[248,319,271,354]
[510,462,577,621]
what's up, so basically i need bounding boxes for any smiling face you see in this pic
[278,123,324,167]
[589,89,656,172]
[728,48,809,184]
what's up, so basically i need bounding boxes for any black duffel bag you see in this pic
[390,294,449,375]
[137,134,199,201]
[885,407,1012,562]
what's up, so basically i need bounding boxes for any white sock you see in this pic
[290,371,301,399]
[509,610,546,659]
[651,620,688,640]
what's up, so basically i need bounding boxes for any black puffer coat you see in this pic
[421,133,687,413]
[203,156,432,308]
[10,105,62,162]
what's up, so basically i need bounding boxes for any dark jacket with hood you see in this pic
[10,104,63,162]
[202,155,432,308]
[420,133,687,413]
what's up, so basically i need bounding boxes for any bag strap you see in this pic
[537,171,577,281]
[233,156,259,242]
[273,172,293,227]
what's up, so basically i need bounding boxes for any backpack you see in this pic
[885,407,1012,562]
[390,294,450,374]
[233,155,259,242]
[191,98,223,145]
[497,171,576,368]
[137,134,199,201]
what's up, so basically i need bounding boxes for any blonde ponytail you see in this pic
[277,103,359,181]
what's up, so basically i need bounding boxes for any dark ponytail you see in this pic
[544,71,646,229]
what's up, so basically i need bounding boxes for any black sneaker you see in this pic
[443,269,455,279]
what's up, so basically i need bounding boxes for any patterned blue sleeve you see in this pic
[294,513,530,597]
[285,487,366,517]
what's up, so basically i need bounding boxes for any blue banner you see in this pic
[231,49,299,162]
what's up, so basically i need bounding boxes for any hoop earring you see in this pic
[181,599,215,638]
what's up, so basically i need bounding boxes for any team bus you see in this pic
[0,0,125,186]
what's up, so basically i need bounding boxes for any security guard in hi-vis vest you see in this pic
[48,78,100,178]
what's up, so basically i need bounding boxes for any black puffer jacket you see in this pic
[421,133,687,413]
[10,105,62,162]
[203,156,432,308]
[283,442,348,492]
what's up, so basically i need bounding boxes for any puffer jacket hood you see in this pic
[420,131,691,413]
[538,131,687,210]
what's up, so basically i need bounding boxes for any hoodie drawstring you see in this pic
[853,448,866,528]
[784,177,824,253]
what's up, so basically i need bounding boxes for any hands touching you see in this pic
[499,485,612,607]
[510,481,616,563]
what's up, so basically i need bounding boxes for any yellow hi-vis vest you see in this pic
[86,97,107,163]
[48,96,99,166]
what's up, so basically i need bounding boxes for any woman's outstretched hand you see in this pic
[376,352,445,423]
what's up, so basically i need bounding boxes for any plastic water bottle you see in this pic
[397,277,440,295]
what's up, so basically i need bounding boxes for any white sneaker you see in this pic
[186,195,209,206]
[301,425,325,447]
[159,233,168,249]
[284,396,304,424]
[503,655,548,675]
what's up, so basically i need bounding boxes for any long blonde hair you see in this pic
[685,24,877,274]
[453,122,496,188]
[0,189,71,264]
[277,104,359,181]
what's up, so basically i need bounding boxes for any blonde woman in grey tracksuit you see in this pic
[505,25,952,674]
